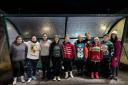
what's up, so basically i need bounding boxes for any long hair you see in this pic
[53,35,60,44]
[110,34,118,43]
[42,33,48,41]
[14,35,23,44]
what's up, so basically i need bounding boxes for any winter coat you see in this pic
[111,39,121,68]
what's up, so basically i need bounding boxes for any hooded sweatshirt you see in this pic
[10,42,28,61]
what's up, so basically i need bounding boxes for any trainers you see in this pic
[21,76,25,83]
[12,77,17,85]
[53,76,56,81]
[32,76,37,80]
[27,78,32,83]
[70,71,74,78]
[57,76,61,81]
[65,72,68,79]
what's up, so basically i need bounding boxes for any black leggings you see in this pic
[75,60,85,73]
[41,56,50,78]
[63,59,73,72]
[90,61,100,72]
[52,57,62,76]
[101,59,111,77]
[11,60,25,77]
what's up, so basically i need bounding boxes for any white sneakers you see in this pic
[65,71,74,79]
[32,76,37,80]
[12,77,17,85]
[27,78,32,83]
[53,76,57,81]
[65,72,68,79]
[21,76,25,83]
[53,76,61,81]
[69,71,74,78]
[57,76,61,81]
[27,76,37,83]
[12,76,25,85]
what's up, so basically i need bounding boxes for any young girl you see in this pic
[10,35,27,85]
[74,34,88,76]
[63,35,76,79]
[89,37,103,79]
[110,31,121,80]
[49,35,63,81]
[25,35,41,83]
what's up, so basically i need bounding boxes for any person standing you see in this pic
[110,31,121,80]
[101,34,114,78]
[89,37,103,79]
[40,33,52,80]
[74,34,88,76]
[63,34,76,79]
[10,35,28,85]
[50,35,63,81]
[83,32,94,76]
[25,35,41,83]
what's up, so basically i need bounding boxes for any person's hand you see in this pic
[62,66,64,70]
[114,57,118,61]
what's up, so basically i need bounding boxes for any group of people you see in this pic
[10,31,121,85]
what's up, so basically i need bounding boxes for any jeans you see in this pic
[26,58,39,78]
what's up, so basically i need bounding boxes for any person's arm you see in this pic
[84,46,88,60]
[49,43,53,60]
[114,41,121,60]
[110,42,114,58]
[10,44,14,61]
[25,44,28,59]
[100,45,103,60]
[72,44,76,59]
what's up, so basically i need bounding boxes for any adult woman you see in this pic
[50,35,63,81]
[63,35,76,79]
[40,33,52,80]
[74,34,88,76]
[25,35,41,83]
[110,31,121,80]
[10,35,28,85]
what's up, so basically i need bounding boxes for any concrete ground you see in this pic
[1,70,127,85]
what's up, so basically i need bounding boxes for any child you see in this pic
[89,37,103,79]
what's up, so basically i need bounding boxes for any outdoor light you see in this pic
[100,24,107,31]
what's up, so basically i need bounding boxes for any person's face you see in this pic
[78,36,82,41]
[42,34,48,41]
[103,36,109,42]
[16,37,22,44]
[86,33,91,39]
[32,36,37,42]
[55,37,59,43]
[94,38,99,43]
[111,34,116,39]
[65,36,70,42]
